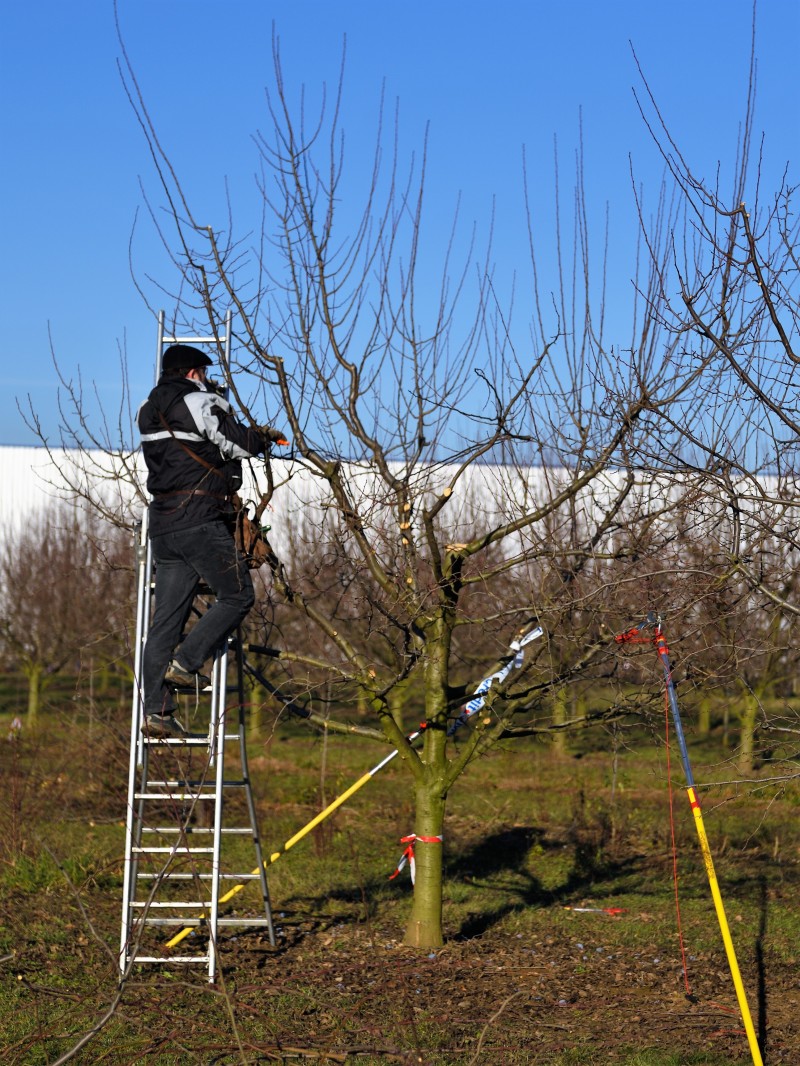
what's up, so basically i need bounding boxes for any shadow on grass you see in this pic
[444,825,638,939]
[254,823,640,946]
[755,874,768,1062]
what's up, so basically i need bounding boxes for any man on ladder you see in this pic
[137,342,286,738]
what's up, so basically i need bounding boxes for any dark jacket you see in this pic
[137,375,266,535]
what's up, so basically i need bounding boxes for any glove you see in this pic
[258,425,289,445]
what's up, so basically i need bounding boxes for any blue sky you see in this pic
[1,0,797,446]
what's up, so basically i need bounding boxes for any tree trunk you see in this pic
[401,613,452,949]
[552,687,568,754]
[97,660,111,696]
[697,694,712,736]
[357,686,369,718]
[402,771,447,948]
[245,673,263,737]
[387,683,407,733]
[737,693,758,775]
[25,661,43,722]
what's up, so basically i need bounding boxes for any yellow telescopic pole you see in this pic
[164,741,415,949]
[166,624,544,951]
[617,616,762,1066]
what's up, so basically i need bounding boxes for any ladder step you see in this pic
[137,872,261,880]
[141,734,240,745]
[132,901,207,908]
[142,780,246,789]
[163,334,223,343]
[142,737,210,746]
[132,846,215,854]
[127,955,209,963]
[134,794,216,801]
[141,827,253,835]
[139,917,273,927]
[140,919,205,926]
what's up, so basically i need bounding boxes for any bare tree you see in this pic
[0,505,134,720]
[31,25,796,950]
[626,24,800,779]
[108,29,732,949]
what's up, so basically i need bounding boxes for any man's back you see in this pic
[138,374,264,535]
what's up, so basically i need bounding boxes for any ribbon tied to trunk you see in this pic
[389,834,444,885]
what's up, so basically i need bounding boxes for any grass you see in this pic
[0,697,797,1064]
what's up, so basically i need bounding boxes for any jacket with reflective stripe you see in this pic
[137,375,266,535]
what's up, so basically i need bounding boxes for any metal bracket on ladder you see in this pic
[119,315,276,984]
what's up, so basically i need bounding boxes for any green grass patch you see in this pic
[0,702,796,1064]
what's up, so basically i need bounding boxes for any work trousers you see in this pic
[142,519,255,717]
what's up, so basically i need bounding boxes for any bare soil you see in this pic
[8,890,793,1064]
[213,913,798,1064]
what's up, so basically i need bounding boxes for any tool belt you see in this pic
[153,490,231,500]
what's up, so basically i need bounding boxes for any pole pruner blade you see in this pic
[614,611,660,646]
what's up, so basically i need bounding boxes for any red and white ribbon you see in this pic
[388,833,443,885]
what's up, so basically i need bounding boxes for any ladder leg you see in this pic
[120,517,151,976]
[236,632,275,945]
[120,743,143,976]
[207,648,227,982]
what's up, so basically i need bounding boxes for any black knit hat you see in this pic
[161,344,213,371]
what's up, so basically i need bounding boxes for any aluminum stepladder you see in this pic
[119,313,276,983]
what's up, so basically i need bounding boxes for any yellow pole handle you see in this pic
[687,787,763,1066]
[164,771,374,949]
